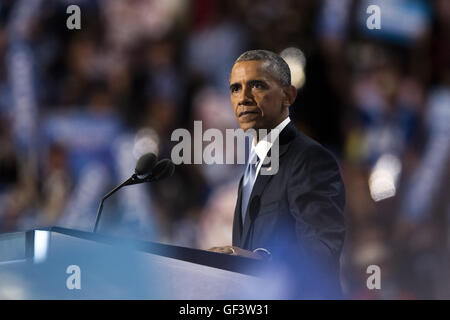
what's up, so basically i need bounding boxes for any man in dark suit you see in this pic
[209,50,346,299]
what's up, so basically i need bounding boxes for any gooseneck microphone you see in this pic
[93,153,175,233]
[135,153,158,176]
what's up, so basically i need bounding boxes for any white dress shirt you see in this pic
[250,116,291,177]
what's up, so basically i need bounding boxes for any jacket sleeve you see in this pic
[286,144,346,277]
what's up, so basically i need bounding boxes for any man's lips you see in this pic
[238,110,259,118]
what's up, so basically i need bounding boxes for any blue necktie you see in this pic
[241,151,258,225]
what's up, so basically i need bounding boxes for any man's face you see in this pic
[229,60,290,131]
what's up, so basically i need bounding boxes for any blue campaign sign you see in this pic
[41,109,123,181]
[358,0,431,45]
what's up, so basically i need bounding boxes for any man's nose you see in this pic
[238,85,254,105]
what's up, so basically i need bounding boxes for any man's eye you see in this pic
[230,86,240,93]
[251,82,265,89]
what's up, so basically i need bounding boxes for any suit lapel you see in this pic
[241,173,273,249]
[232,176,244,246]
[240,122,299,249]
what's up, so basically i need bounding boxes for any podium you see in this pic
[0,227,275,299]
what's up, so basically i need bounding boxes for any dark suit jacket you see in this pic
[232,122,346,299]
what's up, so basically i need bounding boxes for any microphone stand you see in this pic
[93,173,156,233]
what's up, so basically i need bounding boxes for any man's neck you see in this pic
[254,116,290,143]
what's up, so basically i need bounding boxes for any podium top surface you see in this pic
[0,227,275,299]
[0,226,264,276]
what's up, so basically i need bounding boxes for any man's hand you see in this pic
[207,246,262,259]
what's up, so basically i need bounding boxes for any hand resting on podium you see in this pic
[207,246,268,260]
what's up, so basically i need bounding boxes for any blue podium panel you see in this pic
[0,231,29,264]
[0,228,277,299]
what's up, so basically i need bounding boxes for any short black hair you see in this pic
[234,49,291,86]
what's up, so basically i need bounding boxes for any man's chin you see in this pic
[239,121,260,132]
[241,126,258,133]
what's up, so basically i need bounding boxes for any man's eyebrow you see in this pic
[229,82,241,89]
[248,79,267,84]
[230,79,267,86]
[248,79,269,88]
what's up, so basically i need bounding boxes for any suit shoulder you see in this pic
[286,131,346,206]
[288,131,338,164]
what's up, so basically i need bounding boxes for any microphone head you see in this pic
[152,159,175,181]
[135,153,157,176]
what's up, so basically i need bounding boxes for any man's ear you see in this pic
[282,85,297,107]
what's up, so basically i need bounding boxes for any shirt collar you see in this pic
[251,116,291,162]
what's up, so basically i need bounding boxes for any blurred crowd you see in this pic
[0,0,449,299]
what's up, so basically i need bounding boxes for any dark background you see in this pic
[0,0,449,299]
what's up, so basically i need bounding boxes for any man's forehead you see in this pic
[230,60,273,82]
